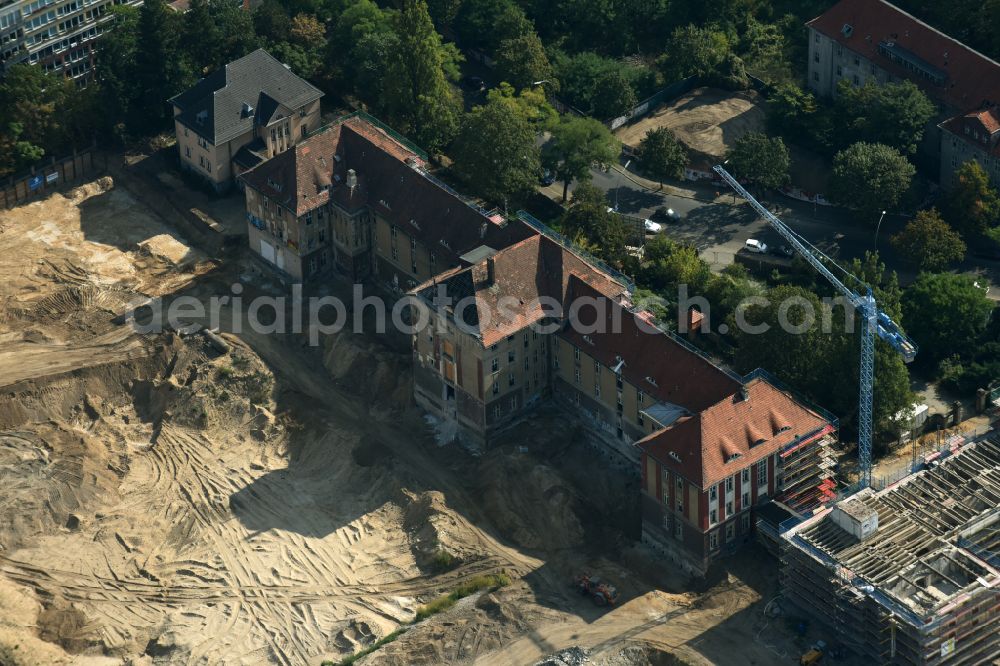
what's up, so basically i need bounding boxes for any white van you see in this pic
[744,239,768,254]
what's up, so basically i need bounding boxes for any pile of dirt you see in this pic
[477,454,583,551]
[322,330,412,410]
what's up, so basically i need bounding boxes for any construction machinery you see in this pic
[714,165,917,488]
[573,573,620,607]
[800,640,827,665]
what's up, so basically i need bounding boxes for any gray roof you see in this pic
[169,49,323,145]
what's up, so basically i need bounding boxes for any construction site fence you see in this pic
[1,143,102,209]
[604,76,699,130]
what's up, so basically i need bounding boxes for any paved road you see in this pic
[545,162,1000,298]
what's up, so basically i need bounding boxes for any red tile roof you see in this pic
[638,378,831,488]
[413,235,628,348]
[241,116,535,266]
[808,0,1000,113]
[559,280,742,413]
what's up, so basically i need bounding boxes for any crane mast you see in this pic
[713,165,916,488]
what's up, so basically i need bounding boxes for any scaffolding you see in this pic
[780,436,1000,665]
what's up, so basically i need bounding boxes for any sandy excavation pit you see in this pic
[0,178,802,665]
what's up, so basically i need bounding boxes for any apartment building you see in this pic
[807,0,1000,184]
[230,88,839,570]
[239,112,534,282]
[409,234,629,442]
[0,0,136,81]
[169,49,323,192]
[638,378,835,574]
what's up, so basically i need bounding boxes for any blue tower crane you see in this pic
[713,165,917,488]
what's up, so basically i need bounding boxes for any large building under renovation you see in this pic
[781,436,1000,664]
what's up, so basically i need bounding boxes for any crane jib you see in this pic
[713,164,918,488]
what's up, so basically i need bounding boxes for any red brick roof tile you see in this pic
[559,280,742,413]
[638,378,830,488]
[413,235,629,348]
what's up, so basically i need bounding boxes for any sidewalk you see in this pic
[609,163,735,205]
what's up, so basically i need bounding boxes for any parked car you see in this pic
[644,219,662,233]
[651,206,681,222]
[539,168,556,186]
[745,238,768,254]
[772,244,795,258]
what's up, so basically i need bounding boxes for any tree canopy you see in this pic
[834,80,935,156]
[451,98,540,208]
[903,272,994,366]
[542,115,620,202]
[829,142,915,219]
[726,131,790,190]
[891,209,967,272]
[638,128,687,187]
[942,160,1000,239]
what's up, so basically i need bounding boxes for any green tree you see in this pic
[735,285,834,391]
[426,0,462,31]
[766,82,831,151]
[942,160,1000,238]
[726,131,790,190]
[903,272,994,366]
[253,0,291,43]
[593,211,631,266]
[271,13,325,78]
[829,142,915,219]
[494,32,554,91]
[327,0,390,91]
[542,115,620,202]
[891,209,967,272]
[486,83,558,129]
[134,0,190,132]
[591,68,637,120]
[638,127,686,187]
[455,0,532,55]
[381,0,463,154]
[182,0,218,74]
[834,80,935,155]
[742,16,792,84]
[659,24,731,82]
[93,5,142,133]
[210,0,259,68]
[451,98,541,208]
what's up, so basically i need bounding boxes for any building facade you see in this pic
[0,0,138,81]
[239,112,534,283]
[231,95,839,572]
[169,49,323,193]
[806,0,1000,184]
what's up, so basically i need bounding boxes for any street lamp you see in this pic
[874,210,887,251]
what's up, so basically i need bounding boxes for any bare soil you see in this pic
[616,88,766,163]
[0,175,812,665]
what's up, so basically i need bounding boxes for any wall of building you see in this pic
[940,129,1000,187]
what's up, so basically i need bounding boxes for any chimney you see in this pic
[739,386,750,402]
[486,257,495,285]
[346,169,357,196]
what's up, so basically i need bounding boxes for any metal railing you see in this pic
[307,110,429,161]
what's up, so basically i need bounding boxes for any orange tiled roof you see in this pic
[638,378,831,488]
[808,0,1000,113]
[413,235,628,348]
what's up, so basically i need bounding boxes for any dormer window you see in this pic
[841,23,853,37]
[669,451,681,463]
[727,453,742,462]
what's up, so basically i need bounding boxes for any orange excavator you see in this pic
[573,573,620,607]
